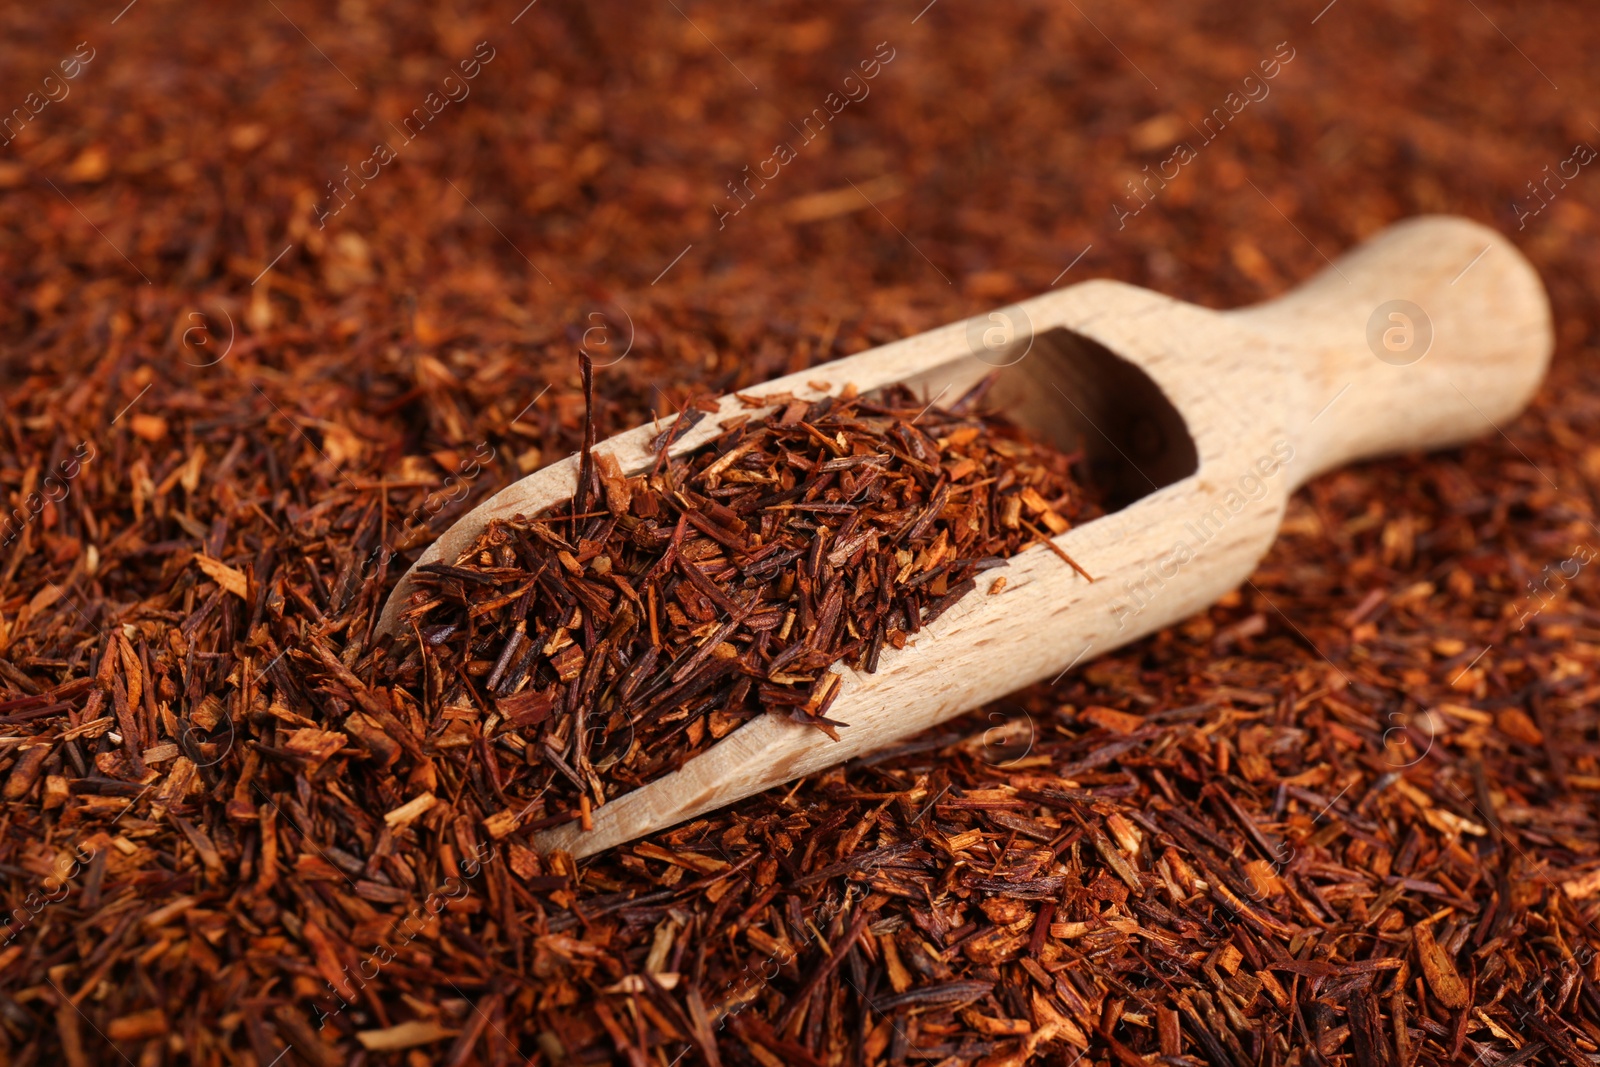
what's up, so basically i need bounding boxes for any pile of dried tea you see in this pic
[387,361,1102,830]
[6,0,1600,1062]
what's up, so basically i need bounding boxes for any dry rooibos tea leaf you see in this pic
[388,356,1103,830]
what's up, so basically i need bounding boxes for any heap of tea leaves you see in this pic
[388,360,1103,831]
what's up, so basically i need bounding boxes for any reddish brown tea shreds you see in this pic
[4,0,1600,1064]
[391,370,1101,829]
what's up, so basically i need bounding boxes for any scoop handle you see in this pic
[1230,215,1553,487]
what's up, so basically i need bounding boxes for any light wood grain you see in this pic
[378,216,1551,858]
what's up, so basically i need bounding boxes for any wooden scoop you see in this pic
[378,215,1551,858]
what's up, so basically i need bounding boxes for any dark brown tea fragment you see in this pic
[388,365,1103,828]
